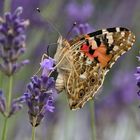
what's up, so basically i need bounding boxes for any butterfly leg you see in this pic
[41,53,49,61]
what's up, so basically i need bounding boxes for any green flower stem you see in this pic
[1,76,13,140]
[90,101,97,140]
[0,72,4,88]
[1,117,8,140]
[4,0,11,12]
[7,76,13,111]
[32,126,36,140]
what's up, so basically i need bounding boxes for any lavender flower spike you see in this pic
[24,58,56,127]
[0,7,29,76]
[8,95,27,117]
[0,89,27,117]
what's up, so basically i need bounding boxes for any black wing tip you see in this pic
[119,27,129,31]
[79,27,132,41]
[87,27,131,37]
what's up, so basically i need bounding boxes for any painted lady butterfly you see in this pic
[54,27,135,110]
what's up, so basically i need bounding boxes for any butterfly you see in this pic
[54,27,135,110]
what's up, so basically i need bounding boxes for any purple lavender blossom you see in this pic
[0,7,29,76]
[67,22,94,40]
[0,89,25,117]
[24,58,56,127]
[73,23,94,35]
[8,95,26,117]
[40,57,55,77]
[66,0,94,22]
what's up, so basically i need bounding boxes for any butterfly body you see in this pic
[54,27,135,110]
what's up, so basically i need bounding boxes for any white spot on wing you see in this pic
[102,29,109,34]
[106,35,113,44]
[113,45,119,51]
[120,43,123,46]
[91,41,98,49]
[80,73,87,79]
[116,27,120,32]
[86,59,92,65]
[80,53,84,59]
[121,32,125,37]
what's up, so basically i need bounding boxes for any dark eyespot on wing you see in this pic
[78,89,85,98]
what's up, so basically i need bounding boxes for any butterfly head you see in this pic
[57,36,70,49]
[54,36,71,65]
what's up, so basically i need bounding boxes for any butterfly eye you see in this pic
[78,89,85,98]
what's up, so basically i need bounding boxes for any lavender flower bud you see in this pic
[40,57,55,77]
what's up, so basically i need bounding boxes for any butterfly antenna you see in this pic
[66,22,77,39]
[36,7,61,36]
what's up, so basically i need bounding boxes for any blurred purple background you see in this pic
[0,0,140,140]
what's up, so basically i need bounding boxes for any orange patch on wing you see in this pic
[85,34,90,39]
[93,44,112,67]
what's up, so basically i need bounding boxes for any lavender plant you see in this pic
[0,7,29,140]
[0,7,29,76]
[0,6,56,140]
[24,75,55,127]
[23,57,56,140]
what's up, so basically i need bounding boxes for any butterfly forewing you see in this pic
[70,27,135,69]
